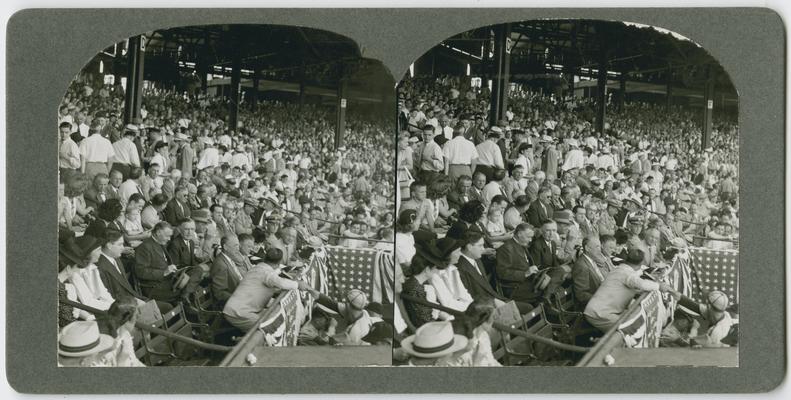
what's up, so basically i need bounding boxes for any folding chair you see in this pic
[139,304,213,366]
[492,301,535,366]
[520,303,574,366]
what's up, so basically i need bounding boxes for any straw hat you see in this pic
[400,321,468,359]
[58,321,114,357]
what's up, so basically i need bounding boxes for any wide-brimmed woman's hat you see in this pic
[58,235,104,266]
[58,320,114,357]
[415,237,464,267]
[400,321,468,359]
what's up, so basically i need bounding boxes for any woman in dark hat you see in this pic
[58,235,113,323]
[401,237,465,328]
[59,234,115,315]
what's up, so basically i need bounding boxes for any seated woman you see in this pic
[122,193,151,248]
[401,237,464,327]
[59,234,115,314]
[485,206,508,249]
[63,173,95,234]
[59,239,95,323]
[426,176,455,230]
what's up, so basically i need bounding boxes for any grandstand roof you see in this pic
[435,20,736,96]
[102,24,392,93]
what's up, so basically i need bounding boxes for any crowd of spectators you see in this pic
[57,71,395,365]
[394,74,739,366]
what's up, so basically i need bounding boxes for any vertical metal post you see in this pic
[250,69,259,112]
[666,69,674,113]
[702,66,715,151]
[595,52,607,134]
[123,35,145,125]
[335,79,347,149]
[488,23,511,125]
[228,51,241,132]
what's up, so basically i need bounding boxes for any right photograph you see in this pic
[393,20,739,367]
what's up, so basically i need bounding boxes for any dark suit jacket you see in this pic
[163,199,191,226]
[96,254,143,301]
[167,235,203,267]
[528,238,561,270]
[495,239,534,288]
[134,237,172,287]
[211,252,243,303]
[525,200,554,228]
[456,256,504,302]
[615,209,632,228]
[571,254,604,305]
[250,207,269,227]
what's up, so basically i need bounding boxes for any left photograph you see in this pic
[57,24,396,367]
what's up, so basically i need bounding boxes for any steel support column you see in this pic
[488,23,511,125]
[618,73,627,112]
[335,79,347,150]
[299,64,306,109]
[123,36,145,125]
[666,72,674,113]
[702,66,716,151]
[595,54,608,134]
[228,52,241,132]
[250,69,259,112]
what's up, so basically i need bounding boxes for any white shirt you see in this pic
[150,153,169,173]
[80,134,115,163]
[231,153,251,170]
[59,137,81,169]
[481,181,505,207]
[428,266,474,313]
[112,138,141,166]
[118,179,144,206]
[514,155,532,174]
[443,136,478,165]
[70,264,115,311]
[197,147,220,169]
[395,232,416,266]
[475,141,504,169]
[562,148,585,171]
[78,123,90,138]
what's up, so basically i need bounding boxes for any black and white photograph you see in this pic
[394,20,739,367]
[56,24,396,367]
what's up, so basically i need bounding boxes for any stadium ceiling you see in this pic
[105,24,387,89]
[438,20,736,94]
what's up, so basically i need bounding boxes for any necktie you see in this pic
[475,259,486,277]
[136,185,143,196]
[177,200,184,215]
